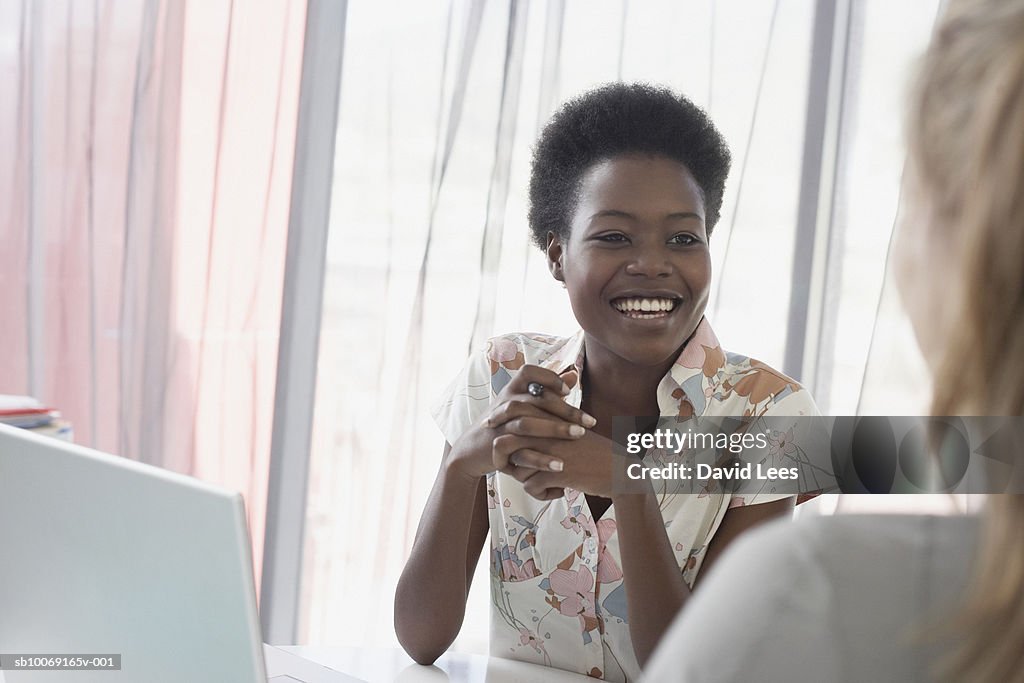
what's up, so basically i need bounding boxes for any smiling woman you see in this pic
[394,83,820,682]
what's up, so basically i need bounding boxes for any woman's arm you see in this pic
[395,366,589,664]
[394,442,490,664]
[610,487,689,668]
[698,497,795,582]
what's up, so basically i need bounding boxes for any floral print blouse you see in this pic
[430,318,819,681]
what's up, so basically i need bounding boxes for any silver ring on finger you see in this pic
[527,381,544,397]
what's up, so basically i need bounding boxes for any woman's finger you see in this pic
[499,463,541,483]
[502,415,586,440]
[508,448,564,472]
[509,365,571,398]
[560,369,579,391]
[491,433,521,471]
[492,434,565,471]
[485,396,596,430]
[536,487,565,501]
[522,471,564,499]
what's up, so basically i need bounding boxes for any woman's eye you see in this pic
[669,234,698,246]
[596,233,627,243]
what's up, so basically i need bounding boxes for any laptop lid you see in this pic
[0,423,267,682]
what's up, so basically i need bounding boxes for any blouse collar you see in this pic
[539,317,724,416]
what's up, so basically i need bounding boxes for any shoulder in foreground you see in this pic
[722,512,981,572]
[692,515,858,591]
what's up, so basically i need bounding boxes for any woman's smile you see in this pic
[605,293,692,338]
[610,293,683,321]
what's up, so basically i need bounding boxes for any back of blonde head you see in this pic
[909,0,1024,680]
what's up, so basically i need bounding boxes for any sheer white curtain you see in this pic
[814,0,942,417]
[807,0,971,516]
[302,0,820,650]
[0,0,307,584]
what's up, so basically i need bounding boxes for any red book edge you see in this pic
[0,407,56,417]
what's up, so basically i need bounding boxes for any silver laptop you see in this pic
[0,423,360,683]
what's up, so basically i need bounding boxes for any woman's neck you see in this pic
[579,336,678,428]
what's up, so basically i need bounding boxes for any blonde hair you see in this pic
[908,0,1024,681]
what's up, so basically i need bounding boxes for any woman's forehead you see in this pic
[574,155,705,220]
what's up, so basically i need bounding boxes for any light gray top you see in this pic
[644,514,980,683]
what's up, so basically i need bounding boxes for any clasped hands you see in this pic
[449,364,630,501]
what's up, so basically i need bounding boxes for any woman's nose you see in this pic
[624,245,673,277]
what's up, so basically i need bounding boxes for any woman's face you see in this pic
[546,154,711,368]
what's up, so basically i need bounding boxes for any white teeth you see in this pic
[612,297,678,313]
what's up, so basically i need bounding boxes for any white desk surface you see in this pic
[281,645,595,683]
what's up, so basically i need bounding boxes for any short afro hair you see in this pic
[528,83,731,249]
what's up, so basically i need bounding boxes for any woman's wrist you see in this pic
[444,433,492,484]
[608,466,655,504]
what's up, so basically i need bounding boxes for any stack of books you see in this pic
[0,395,73,441]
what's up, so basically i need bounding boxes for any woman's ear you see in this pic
[546,231,565,283]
